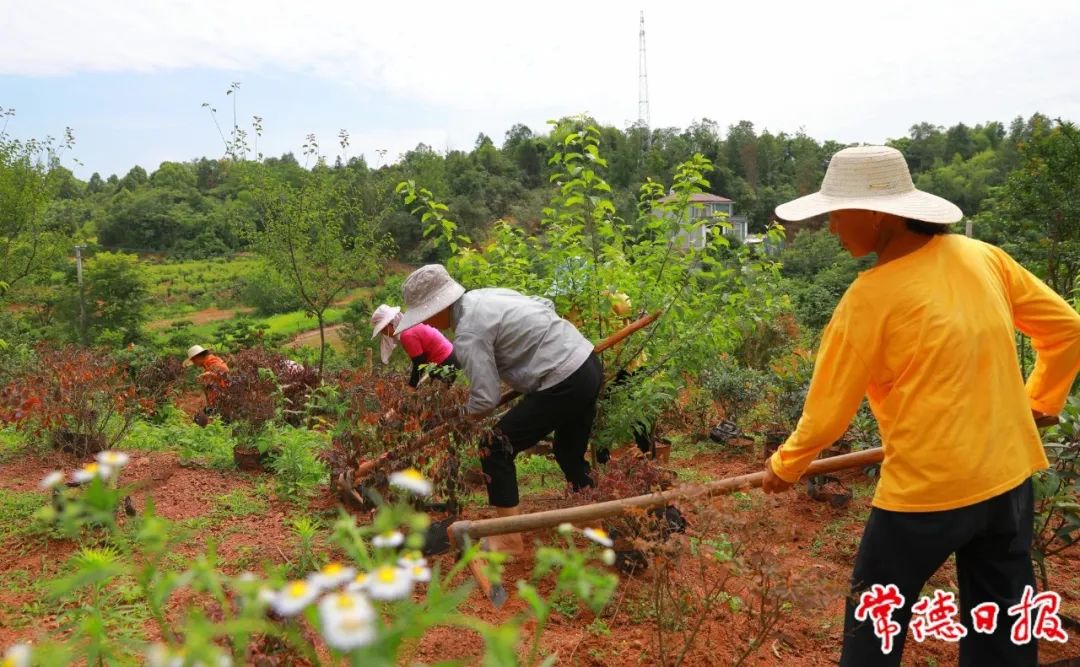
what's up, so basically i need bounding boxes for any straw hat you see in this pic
[774,145,963,224]
[370,304,403,364]
[397,264,466,333]
[184,344,208,366]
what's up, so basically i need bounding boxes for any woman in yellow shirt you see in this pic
[762,146,1080,666]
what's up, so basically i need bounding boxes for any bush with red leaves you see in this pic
[324,367,482,510]
[0,345,141,455]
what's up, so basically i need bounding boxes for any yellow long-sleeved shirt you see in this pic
[770,234,1080,512]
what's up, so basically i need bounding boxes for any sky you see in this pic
[1,0,1078,179]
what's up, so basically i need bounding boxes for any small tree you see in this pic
[249,172,392,376]
[978,118,1080,296]
[61,251,150,345]
[0,113,73,298]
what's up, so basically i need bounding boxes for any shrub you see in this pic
[268,425,330,501]
[0,345,141,455]
[240,264,305,315]
[701,361,770,423]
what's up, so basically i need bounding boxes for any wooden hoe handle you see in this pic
[448,447,885,543]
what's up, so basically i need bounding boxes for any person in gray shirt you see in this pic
[397,264,604,555]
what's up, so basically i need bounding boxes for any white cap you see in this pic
[397,265,465,332]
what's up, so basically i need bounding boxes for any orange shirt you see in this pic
[770,235,1080,511]
[198,354,230,406]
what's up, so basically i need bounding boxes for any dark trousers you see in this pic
[481,353,604,507]
[841,478,1037,666]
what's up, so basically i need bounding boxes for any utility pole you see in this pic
[638,10,651,149]
[75,244,86,344]
[965,219,973,238]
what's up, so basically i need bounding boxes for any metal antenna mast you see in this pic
[638,11,651,146]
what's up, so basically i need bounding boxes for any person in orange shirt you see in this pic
[185,344,230,424]
[762,146,1080,666]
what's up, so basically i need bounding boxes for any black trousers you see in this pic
[841,478,1037,666]
[481,353,603,507]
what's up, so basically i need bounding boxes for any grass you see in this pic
[0,427,25,462]
[210,488,268,521]
[669,437,716,462]
[516,453,567,494]
[809,516,862,558]
[0,488,47,542]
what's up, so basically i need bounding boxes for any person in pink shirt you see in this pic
[371,304,459,387]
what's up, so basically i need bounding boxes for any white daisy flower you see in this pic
[95,450,130,468]
[396,551,427,569]
[257,587,277,605]
[388,468,433,496]
[365,565,413,601]
[346,572,370,593]
[39,470,64,489]
[582,527,614,548]
[372,530,404,549]
[319,592,377,652]
[271,580,320,617]
[71,462,112,484]
[602,548,616,566]
[308,562,356,591]
[407,564,432,583]
[2,643,30,667]
[557,522,574,535]
[145,643,172,667]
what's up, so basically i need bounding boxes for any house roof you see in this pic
[659,192,733,204]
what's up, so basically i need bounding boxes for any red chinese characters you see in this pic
[910,590,968,642]
[1007,585,1069,644]
[970,602,1000,635]
[854,583,907,654]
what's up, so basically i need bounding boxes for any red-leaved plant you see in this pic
[0,345,141,456]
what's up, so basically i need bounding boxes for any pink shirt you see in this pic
[399,324,453,364]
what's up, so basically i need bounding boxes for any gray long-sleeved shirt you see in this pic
[451,288,594,415]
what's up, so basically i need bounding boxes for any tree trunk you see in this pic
[317,311,326,380]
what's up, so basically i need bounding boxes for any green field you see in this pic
[142,254,373,349]
[144,254,262,318]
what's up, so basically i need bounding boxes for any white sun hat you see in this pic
[397,265,466,333]
[775,145,963,224]
[370,304,403,364]
[184,344,208,366]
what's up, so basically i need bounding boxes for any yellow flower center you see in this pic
[413,566,426,577]
[591,529,609,540]
[376,566,397,583]
[335,594,355,610]
[402,468,424,481]
[85,463,99,473]
[354,573,368,584]
[3,658,14,667]
[287,581,308,598]
[322,562,343,575]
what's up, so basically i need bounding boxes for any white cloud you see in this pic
[3,0,1078,156]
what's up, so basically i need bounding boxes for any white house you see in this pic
[658,192,749,250]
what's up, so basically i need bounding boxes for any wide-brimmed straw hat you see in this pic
[775,145,962,224]
[370,304,403,364]
[184,344,208,366]
[397,264,466,333]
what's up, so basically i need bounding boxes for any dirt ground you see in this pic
[1,441,1077,666]
[147,307,255,331]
